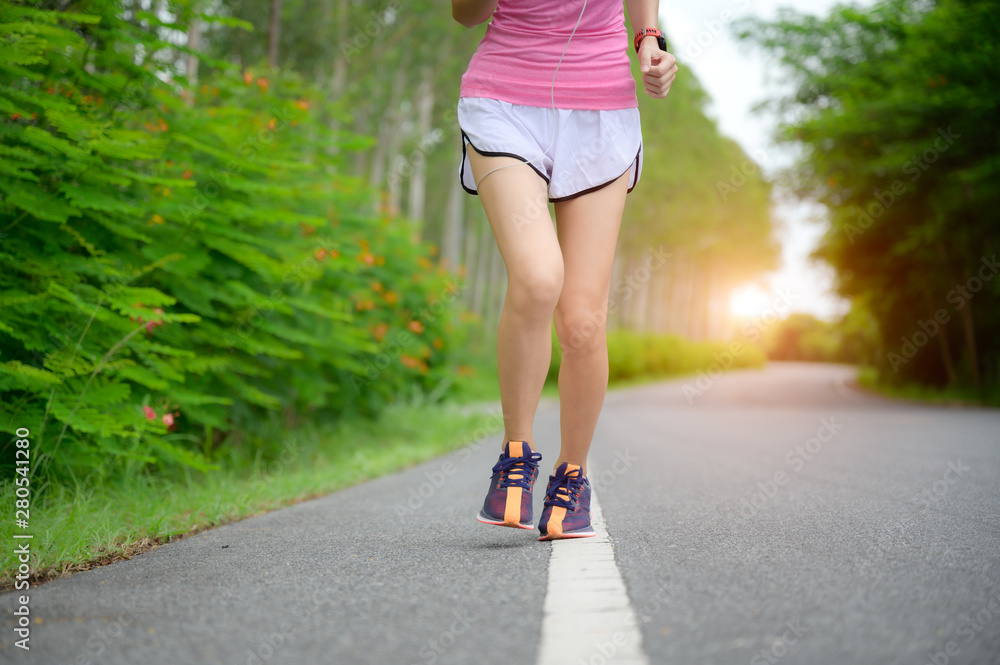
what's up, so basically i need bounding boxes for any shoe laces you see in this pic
[544,469,584,509]
[492,451,542,490]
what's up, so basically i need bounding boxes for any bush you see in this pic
[0,4,469,481]
[547,328,766,385]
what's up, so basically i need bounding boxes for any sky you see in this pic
[659,0,876,320]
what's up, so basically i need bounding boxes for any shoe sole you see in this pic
[537,527,597,541]
[477,509,534,530]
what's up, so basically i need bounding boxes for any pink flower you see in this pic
[145,309,165,335]
[143,405,156,420]
[162,412,176,430]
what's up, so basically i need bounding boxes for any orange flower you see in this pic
[358,252,375,265]
[400,355,421,369]
[407,320,424,334]
[243,71,253,85]
[257,77,269,92]
[296,99,310,111]
[371,322,388,342]
[300,223,316,237]
[375,256,385,266]
[148,214,165,226]
[182,170,193,179]
[158,119,168,132]
[267,117,277,131]
[315,248,328,261]
[328,248,340,259]
[383,291,398,304]
[370,281,384,292]
[417,257,433,270]
[432,337,444,350]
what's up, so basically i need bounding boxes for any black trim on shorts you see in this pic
[548,142,642,203]
[459,130,642,203]
[459,130,550,196]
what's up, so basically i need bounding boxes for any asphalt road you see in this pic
[2,362,999,665]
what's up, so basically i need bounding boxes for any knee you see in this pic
[555,300,608,356]
[507,263,564,317]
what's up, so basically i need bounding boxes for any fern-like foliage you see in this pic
[0,1,468,481]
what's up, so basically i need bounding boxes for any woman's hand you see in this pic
[637,38,678,99]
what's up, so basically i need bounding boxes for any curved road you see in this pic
[3,363,999,664]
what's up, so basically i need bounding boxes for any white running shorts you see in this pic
[457,96,643,202]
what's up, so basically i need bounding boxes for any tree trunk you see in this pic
[461,215,480,308]
[958,289,980,389]
[185,17,201,90]
[922,290,957,386]
[323,0,349,96]
[486,240,505,330]
[442,168,465,273]
[634,249,651,332]
[267,0,282,69]
[407,65,435,235]
[369,68,406,212]
[472,220,492,316]
[332,0,349,97]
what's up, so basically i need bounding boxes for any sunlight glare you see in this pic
[729,284,772,319]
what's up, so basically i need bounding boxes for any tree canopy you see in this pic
[738,0,1000,393]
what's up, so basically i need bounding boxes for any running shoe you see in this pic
[477,440,543,529]
[537,462,596,540]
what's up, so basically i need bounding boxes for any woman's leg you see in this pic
[466,145,563,449]
[551,170,631,477]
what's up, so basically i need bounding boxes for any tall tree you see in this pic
[738,0,1000,392]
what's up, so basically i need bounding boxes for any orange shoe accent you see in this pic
[502,441,526,526]
[542,462,581,538]
[546,506,567,538]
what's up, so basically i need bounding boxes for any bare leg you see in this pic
[466,145,563,450]
[551,170,631,477]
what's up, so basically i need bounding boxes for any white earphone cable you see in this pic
[473,0,589,189]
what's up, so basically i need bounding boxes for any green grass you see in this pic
[857,366,1000,406]
[0,399,502,589]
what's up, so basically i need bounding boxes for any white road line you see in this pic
[536,489,650,665]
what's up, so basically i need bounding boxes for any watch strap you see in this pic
[634,28,663,53]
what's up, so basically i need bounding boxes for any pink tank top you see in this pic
[459,0,637,110]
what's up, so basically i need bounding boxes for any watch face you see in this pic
[657,35,667,52]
